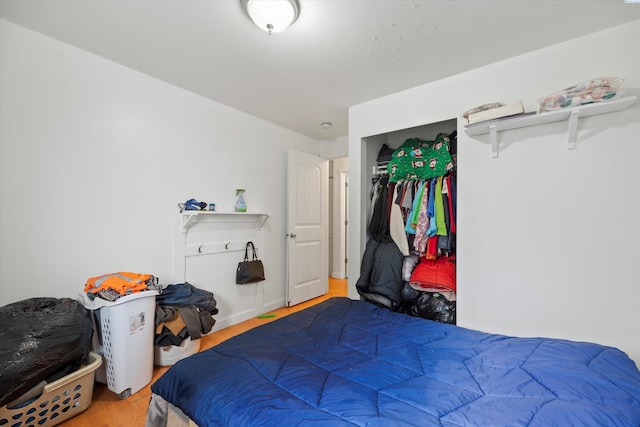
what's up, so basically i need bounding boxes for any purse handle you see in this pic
[244,241,258,261]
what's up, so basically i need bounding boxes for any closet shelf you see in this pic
[180,211,270,233]
[463,95,636,158]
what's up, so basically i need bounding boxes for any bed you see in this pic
[146,297,640,426]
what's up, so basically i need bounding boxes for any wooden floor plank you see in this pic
[59,278,348,426]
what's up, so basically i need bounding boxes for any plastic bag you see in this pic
[410,292,456,325]
[0,298,93,407]
[537,76,625,112]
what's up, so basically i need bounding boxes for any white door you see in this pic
[287,150,329,306]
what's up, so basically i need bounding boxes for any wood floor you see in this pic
[60,278,348,427]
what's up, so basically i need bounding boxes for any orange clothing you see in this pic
[85,272,152,295]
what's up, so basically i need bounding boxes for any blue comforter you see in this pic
[151,297,640,426]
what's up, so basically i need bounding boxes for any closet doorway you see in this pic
[329,157,349,280]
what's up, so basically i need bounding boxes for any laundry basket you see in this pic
[80,290,158,399]
[0,351,102,427]
[154,336,201,366]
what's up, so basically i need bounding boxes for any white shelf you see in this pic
[180,211,270,232]
[464,96,636,157]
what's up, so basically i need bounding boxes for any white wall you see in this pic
[349,20,640,364]
[318,135,348,160]
[0,20,319,317]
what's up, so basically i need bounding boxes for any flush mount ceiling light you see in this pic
[241,0,299,34]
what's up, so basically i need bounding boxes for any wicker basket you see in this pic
[0,351,102,427]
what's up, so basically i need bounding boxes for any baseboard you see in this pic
[208,298,287,332]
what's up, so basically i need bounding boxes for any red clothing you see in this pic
[409,256,456,293]
[425,235,439,260]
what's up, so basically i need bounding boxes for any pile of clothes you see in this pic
[154,282,219,346]
[84,272,161,302]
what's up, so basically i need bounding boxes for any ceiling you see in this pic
[1,1,639,141]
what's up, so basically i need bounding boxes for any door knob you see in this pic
[288,233,297,238]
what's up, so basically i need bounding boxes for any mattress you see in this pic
[149,297,640,426]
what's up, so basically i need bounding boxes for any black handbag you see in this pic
[236,241,265,284]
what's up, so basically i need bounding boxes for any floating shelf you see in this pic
[180,211,270,232]
[464,96,636,158]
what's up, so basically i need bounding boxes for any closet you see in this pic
[356,118,458,324]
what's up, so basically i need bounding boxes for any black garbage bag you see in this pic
[399,281,420,302]
[410,292,456,325]
[0,298,93,407]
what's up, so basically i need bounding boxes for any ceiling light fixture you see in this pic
[241,0,300,35]
[321,122,332,129]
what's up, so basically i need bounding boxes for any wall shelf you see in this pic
[180,211,270,232]
[463,96,636,158]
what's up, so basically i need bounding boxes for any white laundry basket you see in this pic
[79,290,158,399]
[154,336,201,366]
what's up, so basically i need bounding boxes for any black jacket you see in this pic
[355,237,403,309]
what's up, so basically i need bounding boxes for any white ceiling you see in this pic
[1,0,639,141]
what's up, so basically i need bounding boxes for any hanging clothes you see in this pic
[438,178,455,253]
[434,177,447,237]
[413,181,431,255]
[362,131,457,325]
[405,181,426,235]
[387,133,455,182]
[369,176,390,239]
[390,185,410,256]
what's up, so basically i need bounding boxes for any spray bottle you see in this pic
[235,189,247,212]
